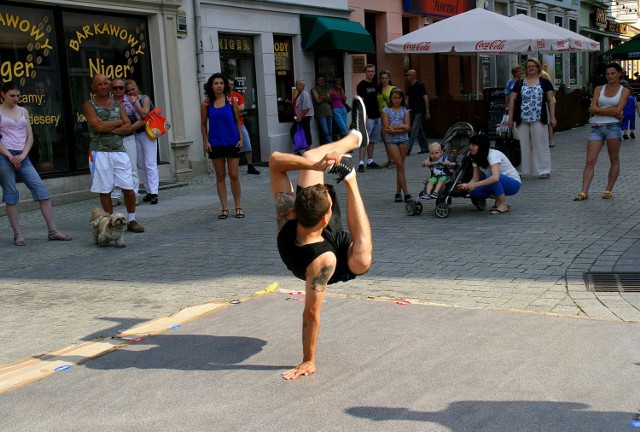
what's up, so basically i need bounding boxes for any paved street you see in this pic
[1,124,640,365]
[1,124,640,430]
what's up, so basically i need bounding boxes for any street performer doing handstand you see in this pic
[269,96,373,380]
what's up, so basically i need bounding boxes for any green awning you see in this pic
[602,35,640,60]
[300,15,375,54]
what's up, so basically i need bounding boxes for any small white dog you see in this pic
[90,208,127,247]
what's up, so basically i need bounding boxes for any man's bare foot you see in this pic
[281,361,316,380]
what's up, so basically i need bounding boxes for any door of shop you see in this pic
[219,34,260,162]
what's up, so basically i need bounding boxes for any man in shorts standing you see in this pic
[270,96,372,380]
[83,74,144,233]
[356,64,381,172]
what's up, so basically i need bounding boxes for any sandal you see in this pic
[218,209,229,219]
[602,190,613,199]
[14,231,25,246]
[235,208,245,218]
[573,192,588,201]
[48,229,73,241]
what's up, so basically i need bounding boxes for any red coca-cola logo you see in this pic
[403,41,432,52]
[536,40,546,49]
[475,40,506,50]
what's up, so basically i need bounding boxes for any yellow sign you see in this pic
[0,13,53,84]
[67,21,146,79]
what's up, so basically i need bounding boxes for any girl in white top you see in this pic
[574,62,630,201]
[458,134,521,215]
[0,81,72,245]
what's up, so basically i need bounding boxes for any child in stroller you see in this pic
[418,142,455,200]
[406,122,486,217]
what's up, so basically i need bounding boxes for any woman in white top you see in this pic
[574,62,630,201]
[458,134,521,215]
[0,81,72,245]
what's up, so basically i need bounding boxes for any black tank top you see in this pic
[277,219,355,285]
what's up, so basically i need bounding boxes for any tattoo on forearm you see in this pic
[275,192,295,230]
[312,265,333,292]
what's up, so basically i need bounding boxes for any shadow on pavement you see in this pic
[81,334,289,371]
[347,402,633,431]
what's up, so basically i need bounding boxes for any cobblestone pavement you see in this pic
[1,124,639,365]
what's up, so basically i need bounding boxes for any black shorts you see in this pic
[209,145,240,159]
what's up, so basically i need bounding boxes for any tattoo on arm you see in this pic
[275,192,295,231]
[312,265,334,292]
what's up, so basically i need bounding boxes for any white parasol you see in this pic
[509,14,600,52]
[385,8,583,55]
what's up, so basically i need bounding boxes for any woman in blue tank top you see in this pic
[200,73,244,219]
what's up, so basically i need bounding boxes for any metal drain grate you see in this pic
[584,272,640,293]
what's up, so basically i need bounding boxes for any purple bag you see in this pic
[293,123,308,152]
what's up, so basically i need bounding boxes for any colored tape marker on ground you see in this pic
[54,365,73,372]
[168,324,181,329]
[253,283,279,295]
[395,300,411,305]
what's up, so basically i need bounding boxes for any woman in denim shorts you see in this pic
[0,82,72,245]
[574,63,630,201]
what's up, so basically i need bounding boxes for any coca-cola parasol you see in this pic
[510,14,599,53]
[385,8,581,55]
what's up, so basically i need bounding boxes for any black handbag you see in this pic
[494,129,521,167]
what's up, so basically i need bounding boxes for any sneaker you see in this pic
[150,194,158,205]
[326,154,355,183]
[127,220,145,233]
[350,96,368,148]
[404,194,413,202]
[358,163,365,173]
[142,193,152,202]
[631,133,636,139]
[623,134,629,140]
[429,192,439,199]
[111,197,121,207]
[247,166,261,175]
[394,193,403,202]
[367,161,380,169]
[419,191,431,200]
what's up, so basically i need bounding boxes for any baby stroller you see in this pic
[405,122,486,218]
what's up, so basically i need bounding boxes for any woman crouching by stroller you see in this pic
[458,134,521,215]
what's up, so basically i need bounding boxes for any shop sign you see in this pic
[219,35,253,54]
[66,21,146,80]
[403,0,476,17]
[593,8,607,28]
[607,21,628,35]
[0,12,54,85]
[274,38,291,71]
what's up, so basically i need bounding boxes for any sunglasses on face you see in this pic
[112,86,124,90]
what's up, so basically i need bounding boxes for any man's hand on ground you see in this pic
[281,361,316,380]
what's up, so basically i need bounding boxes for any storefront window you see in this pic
[0,5,66,172]
[569,19,578,85]
[63,11,152,170]
[315,53,343,83]
[219,33,261,160]
[274,35,294,123]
